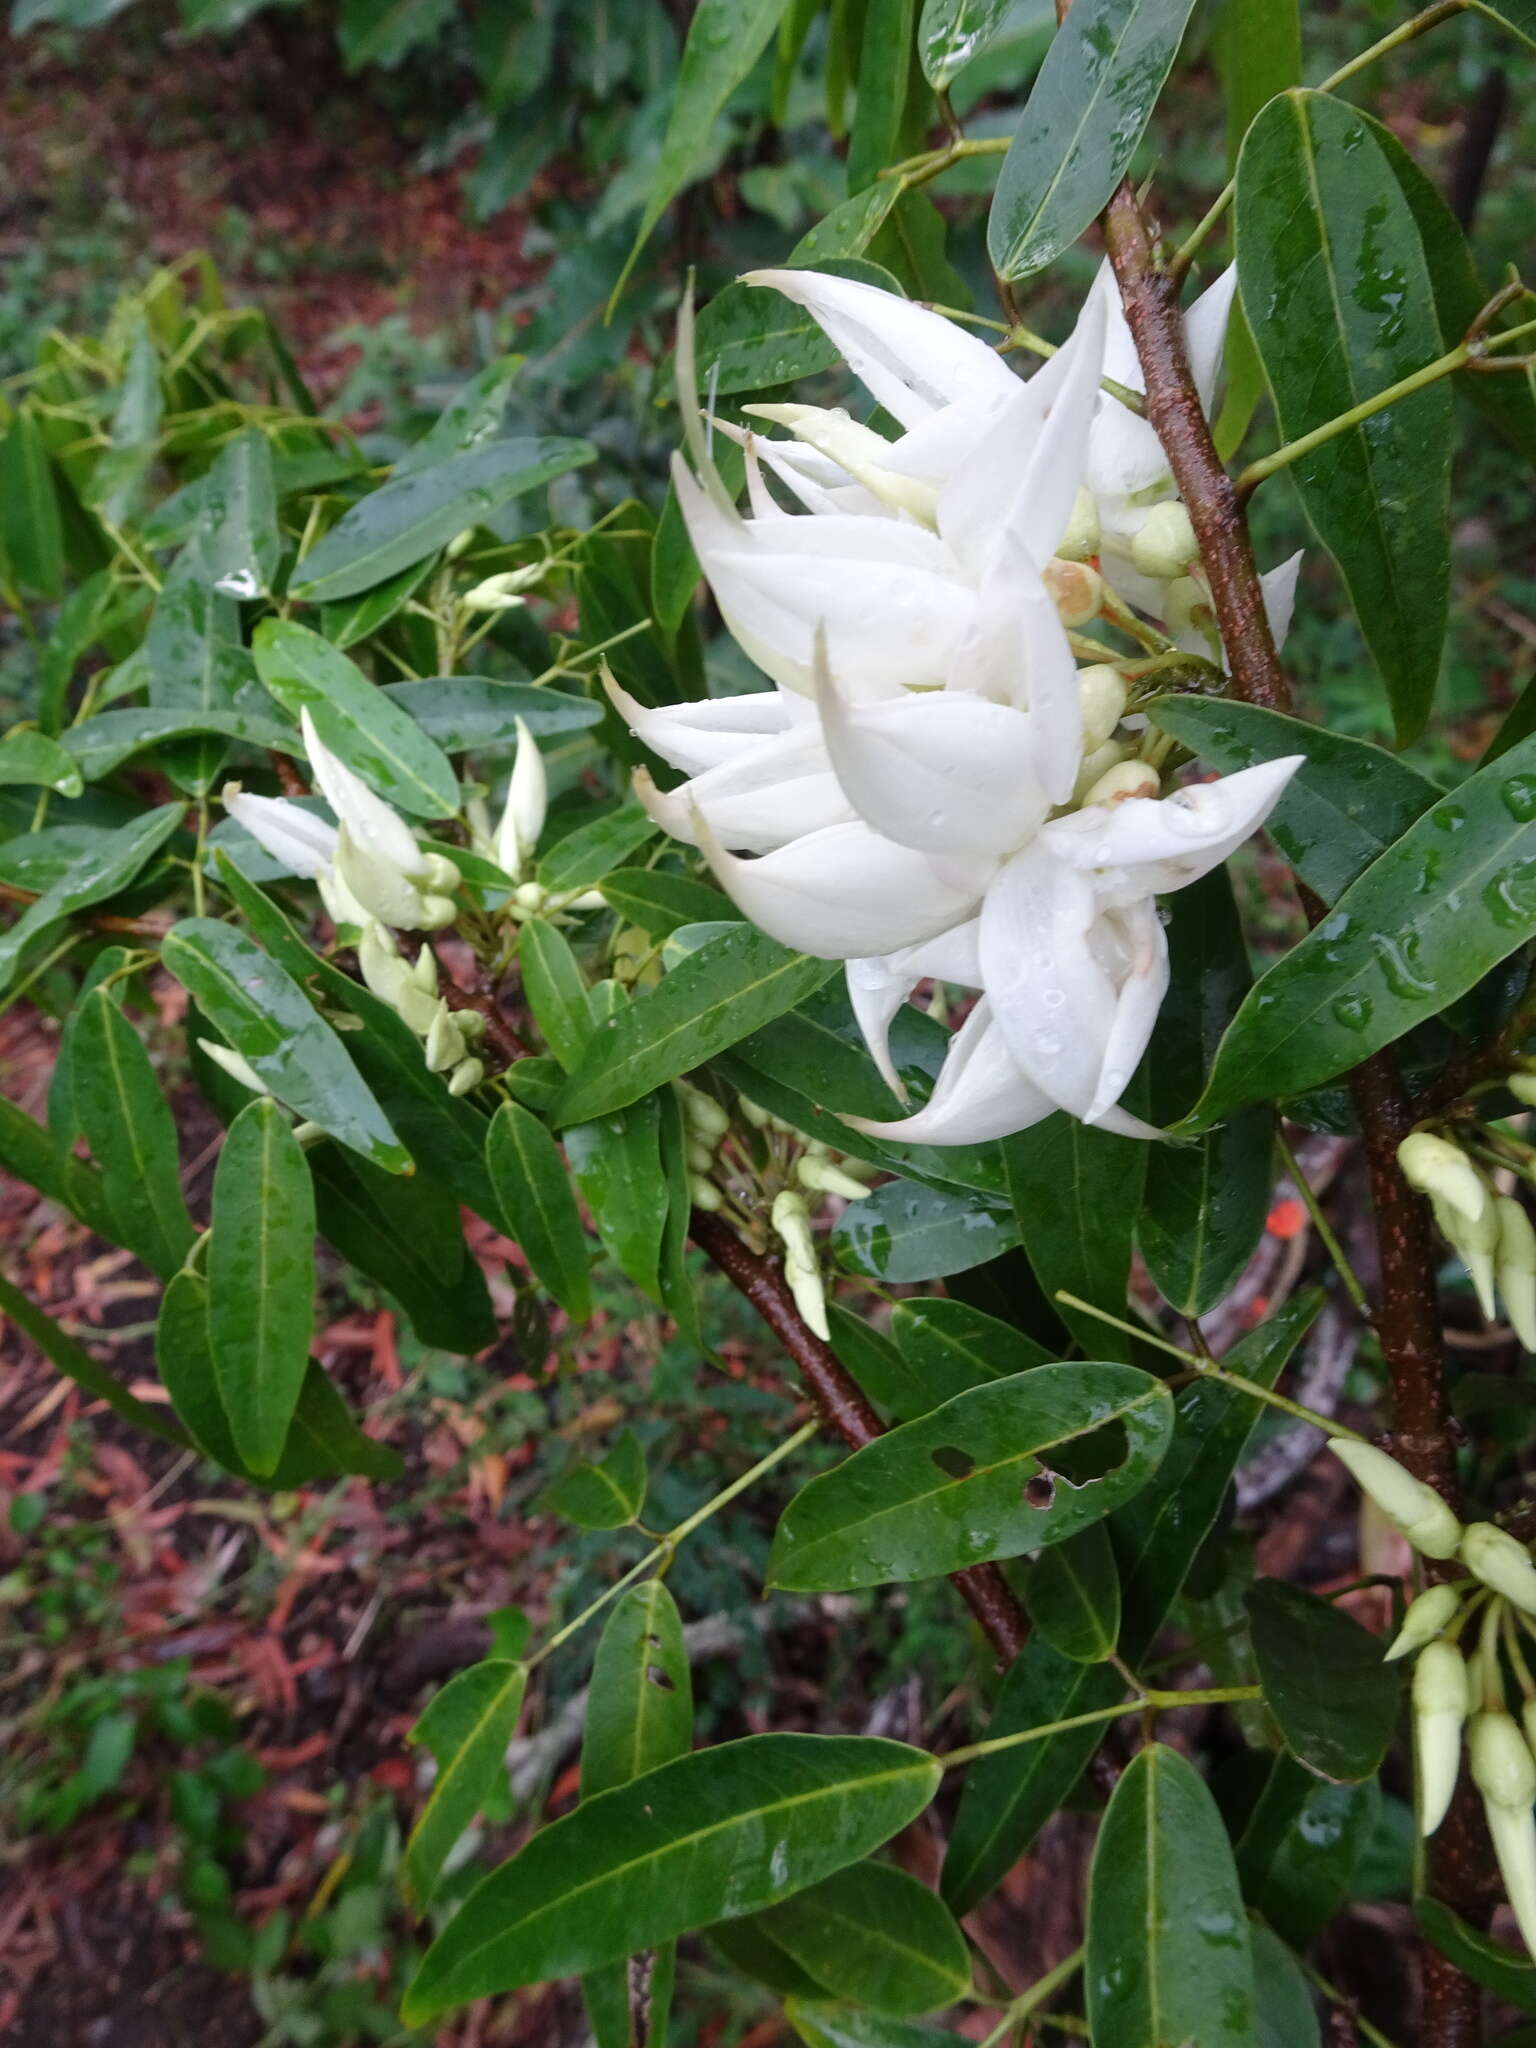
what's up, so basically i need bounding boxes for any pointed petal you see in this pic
[845,919,983,1100]
[222,787,338,879]
[1089,259,1143,396]
[300,706,425,878]
[951,536,1082,805]
[979,844,1116,1119]
[844,997,1054,1146]
[1184,265,1239,415]
[334,825,428,928]
[1006,287,1108,571]
[744,268,1019,428]
[634,730,853,853]
[697,814,987,959]
[1260,549,1304,653]
[1085,900,1168,1125]
[603,669,793,776]
[1040,755,1304,898]
[934,378,1048,571]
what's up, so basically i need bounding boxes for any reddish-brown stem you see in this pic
[0,880,169,942]
[689,1206,1030,1663]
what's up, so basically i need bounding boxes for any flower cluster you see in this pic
[1399,1129,1536,1348]
[616,268,1305,1145]
[1332,1439,1536,1950]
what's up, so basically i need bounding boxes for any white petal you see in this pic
[222,787,338,880]
[744,268,1019,428]
[979,844,1117,1119]
[334,825,428,929]
[1041,755,1304,899]
[1004,287,1108,571]
[634,738,853,854]
[603,670,793,774]
[300,707,426,878]
[934,379,1048,571]
[1184,265,1239,416]
[1090,260,1143,397]
[1086,900,1168,1125]
[843,998,1054,1146]
[846,919,983,1099]
[950,536,1082,805]
[697,814,988,959]
[742,434,789,520]
[711,417,886,516]
[1260,550,1304,653]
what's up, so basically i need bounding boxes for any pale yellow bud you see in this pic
[424,1001,467,1074]
[497,720,548,881]
[738,1097,773,1129]
[689,1174,723,1211]
[796,1155,872,1202]
[686,1136,716,1175]
[1130,501,1200,581]
[1328,1438,1463,1559]
[1434,1191,1501,1319]
[1056,487,1100,563]
[1498,1196,1536,1351]
[1043,558,1102,629]
[418,893,459,931]
[410,946,439,994]
[680,1083,730,1142]
[1071,739,1127,805]
[445,528,476,561]
[1509,1073,1536,1108]
[787,1261,830,1342]
[514,882,546,913]
[1164,574,1214,644]
[1076,664,1129,751]
[771,1189,816,1273]
[447,1057,484,1097]
[1399,1131,1487,1226]
[461,571,531,614]
[1081,760,1160,808]
[1415,1639,1469,1836]
[1385,1583,1463,1662]
[1462,1522,1536,1617]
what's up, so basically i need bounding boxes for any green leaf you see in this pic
[987,0,1200,280]
[768,1363,1173,1591]
[538,802,658,896]
[1251,1924,1321,2048]
[0,729,83,797]
[918,0,1011,90]
[1002,1115,1146,1358]
[612,0,793,306]
[208,1098,316,1475]
[0,802,184,999]
[1188,733,1536,1125]
[890,1298,1051,1409]
[310,1149,497,1353]
[144,567,255,796]
[338,0,453,69]
[405,1660,528,1908]
[1415,1895,1536,2014]
[402,1734,942,2022]
[1235,89,1452,742]
[485,1101,593,1320]
[539,1430,647,1530]
[554,927,838,1126]
[1137,870,1272,1317]
[1085,1744,1257,2048]
[834,1180,1018,1283]
[1236,1755,1379,1947]
[1022,1521,1120,1663]
[252,620,458,819]
[0,1094,112,1239]
[320,557,432,651]
[566,1093,668,1304]
[61,704,297,783]
[581,1581,694,1801]
[381,677,601,749]
[1468,0,1536,51]
[73,988,195,1281]
[164,918,409,1172]
[291,439,595,603]
[694,261,904,396]
[394,355,524,478]
[656,1087,701,1349]
[0,410,65,597]
[186,426,280,597]
[753,1861,970,2016]
[518,918,594,1074]
[846,0,917,194]
[1150,695,1439,904]
[0,1267,188,1448]
[1246,1579,1399,1783]
[599,867,730,939]
[785,2010,971,2048]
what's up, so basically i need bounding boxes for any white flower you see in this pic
[496,717,548,880]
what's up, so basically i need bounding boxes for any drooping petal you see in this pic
[815,636,1047,856]
[221,784,338,880]
[633,732,853,854]
[1002,287,1109,572]
[1085,899,1168,1126]
[744,267,1019,429]
[979,843,1117,1120]
[696,812,988,959]
[603,669,795,776]
[1183,265,1239,416]
[744,403,940,524]
[333,824,429,929]
[950,533,1082,805]
[1260,550,1304,653]
[846,919,983,1098]
[1040,754,1304,900]
[842,997,1055,1146]
[710,417,885,517]
[300,707,426,879]
[933,379,1048,571]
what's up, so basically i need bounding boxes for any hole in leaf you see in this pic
[645,1665,676,1690]
[645,1633,664,1649]
[1051,1418,1130,1486]
[1022,1471,1056,1509]
[930,1445,976,1480]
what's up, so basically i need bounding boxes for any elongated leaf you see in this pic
[61,704,297,783]
[292,438,594,602]
[890,1298,1051,1408]
[919,0,1011,89]
[320,558,431,650]
[1189,733,1536,1125]
[538,802,657,895]
[554,928,838,1126]
[786,2007,971,2048]
[1087,1744,1256,2048]
[1150,695,1439,904]
[1251,1924,1321,2048]
[395,355,524,478]
[0,802,184,999]
[847,0,917,193]
[1246,1579,1399,1783]
[405,1661,528,1907]
[73,989,195,1280]
[1022,1521,1120,1663]
[769,1363,1173,1591]
[0,410,65,597]
[613,0,792,304]
[582,1582,694,1801]
[311,1150,497,1353]
[209,1098,316,1475]
[402,1734,942,2021]
[540,1430,647,1530]
[186,426,280,596]
[988,0,1200,280]
[1138,870,1272,1316]
[381,677,601,749]
[0,730,82,796]
[0,1095,112,1239]
[0,1268,187,1448]
[695,261,904,396]
[600,867,730,938]
[753,1862,970,2017]
[1236,1755,1379,1946]
[1415,1896,1536,2014]
[1236,89,1451,741]
[566,1093,668,1304]
[253,620,458,818]
[486,1101,592,1319]
[163,918,409,1172]
[1468,0,1536,54]
[833,1180,1019,1283]
[519,917,595,1071]
[1002,1115,1146,1358]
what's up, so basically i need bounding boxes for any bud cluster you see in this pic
[357,923,487,1097]
[1398,1130,1536,1348]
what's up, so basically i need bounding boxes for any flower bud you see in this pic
[797,1154,872,1201]
[1510,1073,1536,1108]
[424,1001,467,1074]
[358,921,409,1005]
[1130,501,1200,581]
[198,1039,270,1098]
[456,1010,487,1045]
[420,853,462,895]
[1081,760,1161,808]
[1498,1195,1536,1351]
[1056,487,1100,563]
[1071,739,1126,805]
[497,719,548,882]
[445,528,476,561]
[1328,1438,1463,1559]
[686,1136,716,1175]
[564,889,607,911]
[514,881,546,913]
[418,894,459,931]
[1472,1709,1536,1809]
[1043,558,1102,628]
[1415,1639,1469,1835]
[1434,1190,1501,1320]
[771,1189,817,1273]
[446,1057,484,1096]
[1164,575,1214,645]
[738,1096,773,1129]
[680,1083,730,1142]
[1462,1523,1536,1617]
[1398,1131,1487,1226]
[410,946,439,994]
[689,1174,723,1211]
[1385,1582,1463,1662]
[787,1260,830,1342]
[335,827,431,930]
[461,569,535,613]
[1076,665,1128,752]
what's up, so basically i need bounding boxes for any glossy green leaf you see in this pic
[0,802,183,999]
[0,730,82,797]
[1150,695,1439,904]
[1236,90,1451,741]
[1251,1924,1319,2048]
[394,356,524,478]
[919,0,1010,89]
[599,867,730,939]
[1086,1743,1256,2048]
[320,557,432,650]
[1469,0,1536,51]
[208,1098,316,1475]
[310,1149,497,1353]
[566,1093,668,1304]
[61,704,297,783]
[890,1298,1051,1406]
[1415,1896,1536,2013]
[554,927,838,1126]
[253,620,458,818]
[538,802,658,896]
[1138,870,1272,1316]
[1189,733,1536,1125]
[405,1660,528,1908]
[786,2010,970,2048]
[1022,1521,1120,1663]
[1236,1755,1379,1947]
[381,677,601,749]
[1002,1115,1146,1358]
[581,1581,693,1800]
[540,1430,647,1530]
[186,426,280,597]
[519,917,595,1072]
[0,1267,187,1448]
[613,0,792,305]
[402,1734,942,2021]
[769,1362,1173,1591]
[656,1076,702,1349]
[712,1918,827,1998]
[846,0,917,193]
[827,1307,932,1425]
[695,261,904,396]
[291,438,595,602]
[753,1861,970,2016]
[73,988,195,1281]
[0,1094,111,1239]
[988,0,1199,280]
[485,1101,592,1320]
[834,1180,1018,1283]
[145,568,254,796]
[163,918,409,1172]
[1247,1579,1399,1782]
[0,410,65,597]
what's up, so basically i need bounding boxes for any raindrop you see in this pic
[1503,775,1536,823]
[1330,991,1373,1032]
